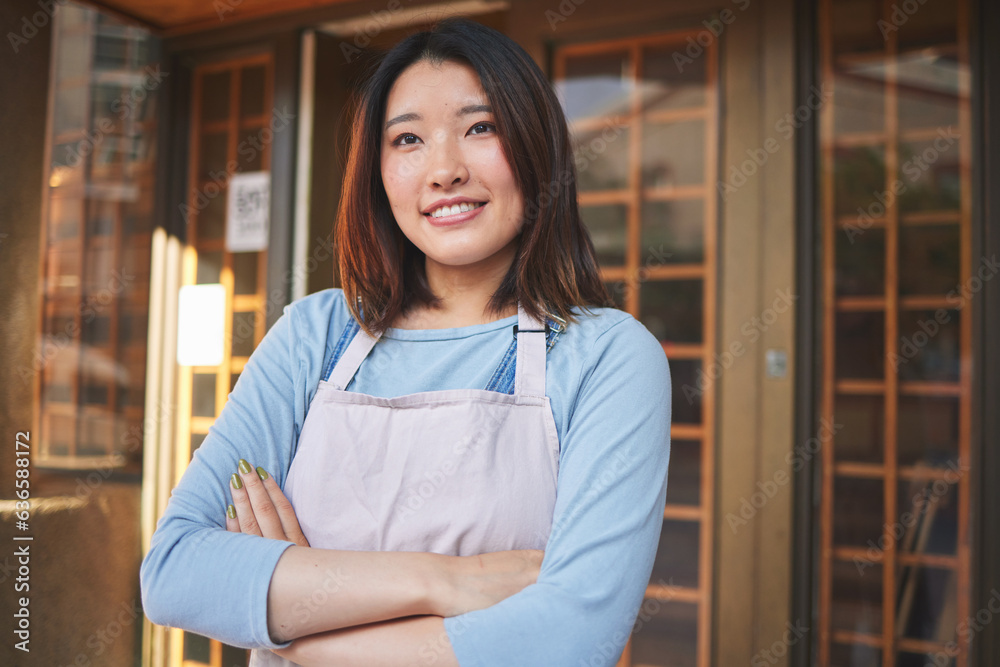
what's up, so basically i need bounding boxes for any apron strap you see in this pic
[327,325,380,390]
[514,302,547,397]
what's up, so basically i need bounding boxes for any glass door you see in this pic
[555,28,718,667]
[167,52,274,667]
[816,0,973,664]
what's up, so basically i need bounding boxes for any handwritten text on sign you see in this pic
[226,171,270,252]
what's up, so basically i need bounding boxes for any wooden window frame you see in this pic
[554,29,718,667]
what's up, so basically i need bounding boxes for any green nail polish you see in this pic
[227,504,236,519]
[231,473,243,489]
[238,459,252,474]
[256,466,269,481]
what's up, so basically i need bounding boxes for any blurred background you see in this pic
[0,0,997,665]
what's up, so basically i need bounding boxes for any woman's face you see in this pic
[380,59,524,276]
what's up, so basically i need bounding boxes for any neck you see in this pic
[399,241,519,329]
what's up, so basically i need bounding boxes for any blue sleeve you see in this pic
[139,298,329,648]
[443,316,672,666]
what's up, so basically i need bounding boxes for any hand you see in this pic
[435,549,544,617]
[226,459,310,547]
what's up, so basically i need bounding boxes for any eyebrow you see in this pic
[384,105,493,131]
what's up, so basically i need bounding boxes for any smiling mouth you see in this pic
[425,202,486,219]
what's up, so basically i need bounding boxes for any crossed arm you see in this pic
[225,459,542,666]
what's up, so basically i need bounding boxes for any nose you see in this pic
[426,134,469,189]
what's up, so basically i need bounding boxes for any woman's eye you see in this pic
[392,133,420,146]
[468,122,496,135]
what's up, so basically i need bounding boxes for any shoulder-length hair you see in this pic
[336,17,610,336]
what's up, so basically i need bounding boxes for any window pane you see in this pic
[666,440,701,506]
[558,51,631,122]
[580,205,626,267]
[650,520,699,588]
[642,199,704,265]
[642,120,705,188]
[833,394,884,464]
[629,600,698,667]
[835,311,885,379]
[640,280,703,344]
[641,44,706,112]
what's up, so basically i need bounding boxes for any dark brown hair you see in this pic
[335,17,610,336]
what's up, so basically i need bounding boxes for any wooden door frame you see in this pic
[141,28,299,667]
[792,0,1000,664]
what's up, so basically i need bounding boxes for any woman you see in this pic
[140,17,672,667]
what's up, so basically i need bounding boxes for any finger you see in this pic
[256,468,310,547]
[225,504,240,533]
[237,459,285,539]
[229,472,262,537]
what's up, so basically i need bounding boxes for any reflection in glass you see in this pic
[651,520,699,588]
[831,559,883,636]
[642,199,704,265]
[642,120,705,188]
[669,359,703,425]
[894,566,956,641]
[897,396,959,468]
[833,394,884,463]
[666,440,701,506]
[640,280,703,344]
[833,476,884,547]
[896,309,960,382]
[897,136,961,213]
[580,205,626,267]
[897,51,960,132]
[833,65,885,135]
[834,145,886,218]
[896,480,958,556]
[836,226,885,296]
[641,45,706,112]
[629,600,698,667]
[898,225,960,296]
[574,126,630,190]
[835,311,885,379]
[557,52,631,122]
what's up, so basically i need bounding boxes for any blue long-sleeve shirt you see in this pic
[140,287,671,666]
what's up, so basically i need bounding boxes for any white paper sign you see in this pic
[226,171,270,252]
[177,284,226,366]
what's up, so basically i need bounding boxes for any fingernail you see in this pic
[256,466,269,481]
[231,473,243,490]
[238,459,252,474]
[227,504,236,519]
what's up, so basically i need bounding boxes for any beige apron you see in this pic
[250,302,560,665]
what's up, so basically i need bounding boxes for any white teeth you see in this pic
[429,202,483,218]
